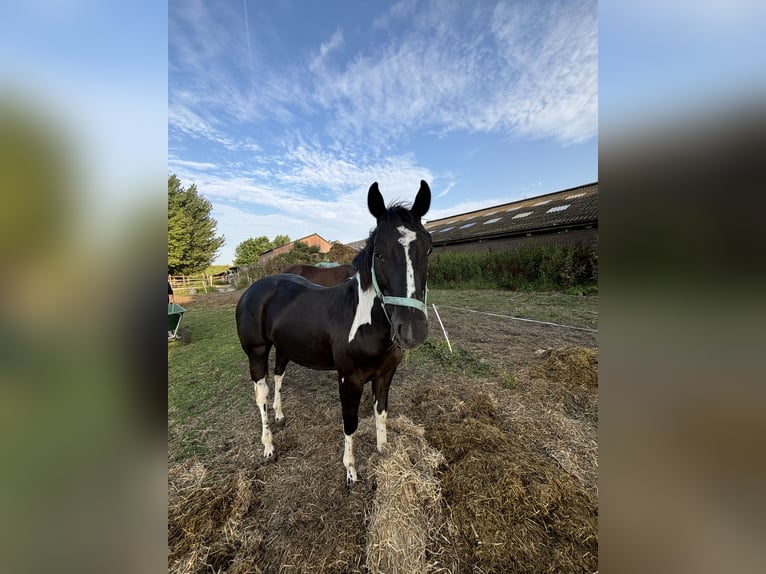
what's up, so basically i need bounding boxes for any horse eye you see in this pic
[373,250,383,259]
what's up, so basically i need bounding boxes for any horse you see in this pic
[235,180,432,485]
[280,263,356,287]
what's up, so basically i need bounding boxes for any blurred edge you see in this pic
[0,3,167,573]
[600,98,766,573]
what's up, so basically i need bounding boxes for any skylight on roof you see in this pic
[483,211,497,217]
[506,206,521,211]
[512,211,533,219]
[532,200,551,206]
[546,204,571,213]
[566,193,585,199]
[459,222,476,229]
[483,217,502,224]
[438,226,455,233]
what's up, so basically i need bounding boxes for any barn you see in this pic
[425,182,597,254]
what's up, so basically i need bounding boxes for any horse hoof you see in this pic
[263,452,278,464]
[274,416,286,429]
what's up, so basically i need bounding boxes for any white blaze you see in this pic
[397,225,417,297]
[348,273,376,342]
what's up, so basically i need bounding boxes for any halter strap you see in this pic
[370,256,428,320]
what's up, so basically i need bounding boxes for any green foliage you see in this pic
[283,240,321,264]
[272,234,291,248]
[234,236,273,265]
[233,234,293,265]
[167,174,225,275]
[232,240,327,287]
[428,243,597,291]
[205,265,230,275]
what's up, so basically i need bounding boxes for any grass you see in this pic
[169,287,598,463]
[428,288,598,330]
[168,305,247,462]
[403,339,493,377]
[205,264,231,275]
[168,287,599,574]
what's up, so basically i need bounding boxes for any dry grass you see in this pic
[427,416,597,573]
[169,289,599,573]
[168,460,263,574]
[168,416,453,574]
[365,416,453,574]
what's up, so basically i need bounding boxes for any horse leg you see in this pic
[247,344,275,460]
[339,374,365,485]
[372,369,396,452]
[273,351,288,426]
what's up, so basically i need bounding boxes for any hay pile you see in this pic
[528,346,598,388]
[427,417,597,573]
[365,416,454,574]
[168,413,454,574]
[517,346,598,423]
[168,460,262,574]
[169,343,598,574]
[512,346,599,492]
[414,347,599,573]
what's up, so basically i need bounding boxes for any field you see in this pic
[168,288,598,573]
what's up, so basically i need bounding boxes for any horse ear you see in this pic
[411,180,431,218]
[368,182,387,219]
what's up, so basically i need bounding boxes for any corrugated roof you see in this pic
[425,182,597,244]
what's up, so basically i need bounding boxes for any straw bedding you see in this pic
[168,345,598,573]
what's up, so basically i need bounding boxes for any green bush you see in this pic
[428,243,597,291]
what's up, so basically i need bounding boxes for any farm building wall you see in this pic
[431,227,598,255]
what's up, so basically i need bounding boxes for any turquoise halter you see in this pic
[370,254,428,322]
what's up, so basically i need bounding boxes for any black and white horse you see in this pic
[235,181,432,484]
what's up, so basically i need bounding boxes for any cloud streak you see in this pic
[170,0,597,149]
[311,0,597,145]
[168,0,598,263]
[168,142,442,263]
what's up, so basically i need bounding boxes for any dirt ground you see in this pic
[169,289,598,573]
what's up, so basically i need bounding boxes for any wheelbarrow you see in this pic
[168,303,191,343]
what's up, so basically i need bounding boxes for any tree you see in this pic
[168,174,225,274]
[283,240,321,264]
[272,234,290,248]
[234,236,273,265]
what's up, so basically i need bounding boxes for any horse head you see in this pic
[362,180,432,349]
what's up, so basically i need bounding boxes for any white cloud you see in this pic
[170,140,443,264]
[168,1,597,264]
[310,29,344,72]
[311,0,597,144]
[169,158,218,171]
[169,0,597,153]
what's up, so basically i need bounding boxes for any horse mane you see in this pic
[353,204,422,291]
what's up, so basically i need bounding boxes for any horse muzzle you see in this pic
[390,307,429,349]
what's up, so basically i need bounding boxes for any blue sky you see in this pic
[169,0,598,265]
